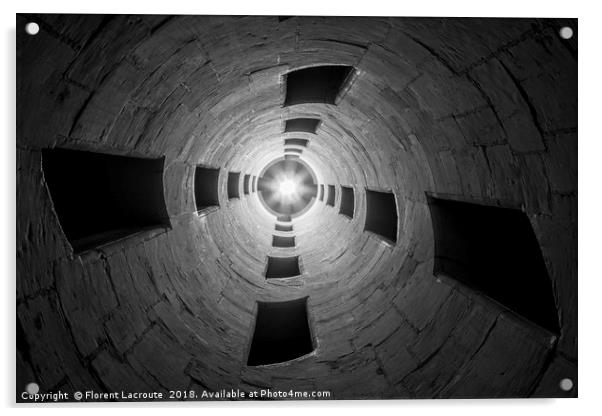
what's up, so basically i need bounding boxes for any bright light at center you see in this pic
[278,179,297,197]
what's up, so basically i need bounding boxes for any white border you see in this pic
[2,1,598,415]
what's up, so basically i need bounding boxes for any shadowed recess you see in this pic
[243,174,251,195]
[42,148,170,253]
[272,235,296,248]
[227,171,240,199]
[194,166,220,212]
[326,185,336,207]
[265,256,301,279]
[275,224,293,232]
[284,65,354,105]
[284,138,309,147]
[339,186,355,218]
[427,196,560,334]
[247,298,314,366]
[364,189,398,244]
[284,118,320,134]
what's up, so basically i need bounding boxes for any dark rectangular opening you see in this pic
[247,298,314,366]
[41,148,170,253]
[277,214,292,223]
[243,174,251,195]
[227,172,240,199]
[319,185,324,201]
[284,138,309,147]
[275,224,293,232]
[252,176,257,193]
[284,154,299,160]
[265,256,301,279]
[284,65,354,106]
[285,148,303,154]
[284,118,320,134]
[194,166,220,212]
[326,185,335,207]
[427,196,559,334]
[272,235,295,248]
[339,186,355,218]
[365,189,398,243]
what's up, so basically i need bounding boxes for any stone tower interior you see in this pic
[16,14,577,400]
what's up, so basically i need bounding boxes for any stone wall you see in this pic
[16,14,577,399]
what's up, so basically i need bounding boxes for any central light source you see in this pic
[278,178,297,197]
[258,159,317,217]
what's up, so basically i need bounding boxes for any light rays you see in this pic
[259,160,317,216]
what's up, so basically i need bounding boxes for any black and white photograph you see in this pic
[6,1,591,411]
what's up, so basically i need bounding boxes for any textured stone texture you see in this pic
[16,14,577,400]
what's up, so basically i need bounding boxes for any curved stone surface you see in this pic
[16,14,577,399]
